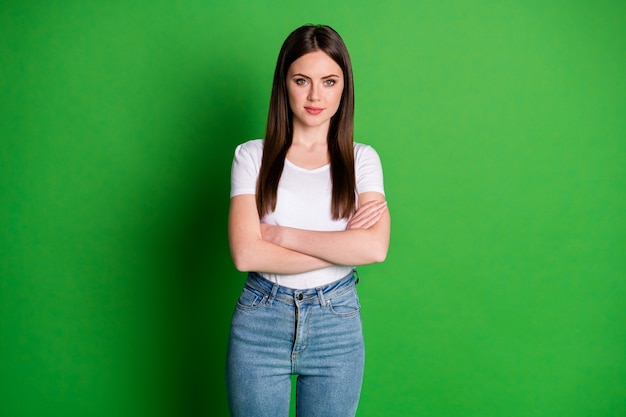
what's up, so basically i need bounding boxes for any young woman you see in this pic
[226,24,390,417]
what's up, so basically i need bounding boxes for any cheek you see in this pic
[286,90,298,111]
[330,89,343,109]
[288,88,304,106]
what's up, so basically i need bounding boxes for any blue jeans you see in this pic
[226,270,365,417]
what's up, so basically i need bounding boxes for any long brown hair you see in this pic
[256,24,356,220]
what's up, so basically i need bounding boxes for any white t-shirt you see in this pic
[230,139,385,289]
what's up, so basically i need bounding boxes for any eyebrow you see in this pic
[291,73,341,79]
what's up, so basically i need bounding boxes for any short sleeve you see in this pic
[230,140,263,197]
[355,143,385,196]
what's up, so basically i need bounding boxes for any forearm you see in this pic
[268,212,390,266]
[229,235,332,274]
[228,195,333,274]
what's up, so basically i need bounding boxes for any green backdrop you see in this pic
[1,1,624,416]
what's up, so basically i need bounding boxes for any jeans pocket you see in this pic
[328,288,361,318]
[236,285,268,311]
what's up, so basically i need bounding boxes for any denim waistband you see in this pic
[245,269,359,307]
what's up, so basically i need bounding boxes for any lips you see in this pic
[304,107,324,115]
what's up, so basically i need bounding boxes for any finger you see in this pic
[353,201,386,220]
[358,202,387,223]
[363,208,385,228]
[351,213,379,229]
[347,202,388,229]
[351,201,386,223]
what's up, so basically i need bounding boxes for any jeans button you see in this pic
[297,293,303,300]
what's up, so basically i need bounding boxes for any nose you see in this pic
[307,83,320,102]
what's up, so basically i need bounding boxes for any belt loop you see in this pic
[266,283,279,306]
[353,269,360,285]
[316,287,327,308]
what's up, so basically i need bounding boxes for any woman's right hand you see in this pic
[346,200,388,230]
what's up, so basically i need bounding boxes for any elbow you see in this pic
[232,257,249,273]
[362,220,389,264]
[365,242,389,264]
[230,246,253,272]
[229,235,268,272]
[371,249,388,264]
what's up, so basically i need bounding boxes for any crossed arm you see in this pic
[228,192,390,274]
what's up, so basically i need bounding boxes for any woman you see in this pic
[226,24,390,417]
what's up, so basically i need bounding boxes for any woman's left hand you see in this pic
[346,200,388,230]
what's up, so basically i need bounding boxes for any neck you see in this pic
[291,121,330,147]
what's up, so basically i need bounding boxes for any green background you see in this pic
[1,1,624,416]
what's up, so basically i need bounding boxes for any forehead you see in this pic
[288,50,342,76]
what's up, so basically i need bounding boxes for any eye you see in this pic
[324,79,336,86]
[295,78,308,86]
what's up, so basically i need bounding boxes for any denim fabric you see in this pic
[226,270,365,417]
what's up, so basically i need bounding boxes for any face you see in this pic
[286,50,344,134]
